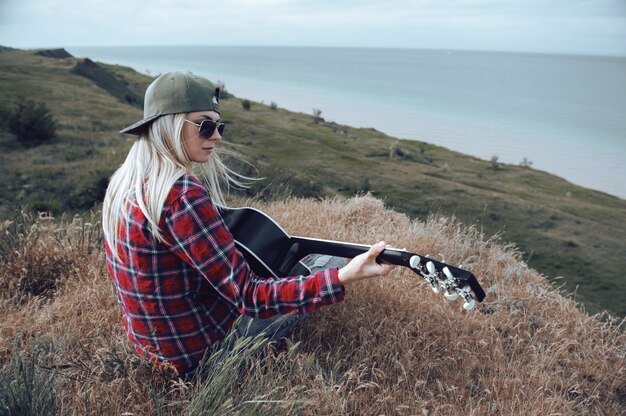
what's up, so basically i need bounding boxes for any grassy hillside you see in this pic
[0,196,624,414]
[0,47,625,317]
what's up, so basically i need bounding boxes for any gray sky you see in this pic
[1,0,625,56]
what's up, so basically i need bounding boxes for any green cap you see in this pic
[120,71,220,135]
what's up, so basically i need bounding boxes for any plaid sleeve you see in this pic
[162,180,345,318]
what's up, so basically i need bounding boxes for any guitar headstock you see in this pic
[408,255,486,310]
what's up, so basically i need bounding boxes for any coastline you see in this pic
[67,45,626,200]
[2,45,626,318]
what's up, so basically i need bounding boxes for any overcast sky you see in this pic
[1,0,625,56]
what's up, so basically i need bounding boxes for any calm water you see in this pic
[68,46,626,199]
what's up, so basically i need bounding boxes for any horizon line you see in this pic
[7,43,626,60]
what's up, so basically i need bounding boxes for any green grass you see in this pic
[0,46,625,318]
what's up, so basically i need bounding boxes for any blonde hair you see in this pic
[103,113,252,256]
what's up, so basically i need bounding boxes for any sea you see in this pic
[67,46,626,199]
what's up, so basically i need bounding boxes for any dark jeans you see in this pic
[184,255,346,380]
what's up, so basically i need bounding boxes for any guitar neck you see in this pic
[289,236,412,267]
[287,235,486,303]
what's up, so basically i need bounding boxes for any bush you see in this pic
[188,327,305,415]
[68,170,110,210]
[490,154,500,170]
[389,141,406,159]
[241,99,251,111]
[0,339,56,416]
[8,100,56,147]
[520,157,533,168]
[312,108,324,123]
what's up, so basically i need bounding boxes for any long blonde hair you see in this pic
[103,113,251,255]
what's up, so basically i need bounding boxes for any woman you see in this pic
[103,71,395,376]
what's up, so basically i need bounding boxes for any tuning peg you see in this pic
[463,299,476,310]
[458,286,476,310]
[409,255,421,269]
[444,291,458,301]
[440,267,458,301]
[422,260,440,294]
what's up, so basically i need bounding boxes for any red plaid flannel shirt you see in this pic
[105,174,345,373]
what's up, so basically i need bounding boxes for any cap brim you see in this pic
[119,114,162,135]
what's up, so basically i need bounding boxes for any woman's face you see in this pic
[182,110,222,163]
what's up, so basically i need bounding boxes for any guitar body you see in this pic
[219,206,486,309]
[219,206,312,277]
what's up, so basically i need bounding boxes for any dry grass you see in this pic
[0,196,624,415]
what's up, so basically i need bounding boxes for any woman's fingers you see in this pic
[338,241,398,284]
[368,241,386,258]
[374,242,397,276]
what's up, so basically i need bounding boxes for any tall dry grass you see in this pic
[0,196,624,415]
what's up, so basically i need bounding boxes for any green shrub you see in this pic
[389,141,406,159]
[0,338,56,416]
[188,324,306,415]
[312,108,324,123]
[490,154,500,170]
[8,100,56,147]
[241,99,251,111]
[68,170,110,210]
[520,157,533,168]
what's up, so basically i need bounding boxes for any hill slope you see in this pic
[0,47,625,317]
[0,196,624,414]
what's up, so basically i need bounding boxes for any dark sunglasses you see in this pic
[185,119,225,139]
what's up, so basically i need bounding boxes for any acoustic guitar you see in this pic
[220,206,486,310]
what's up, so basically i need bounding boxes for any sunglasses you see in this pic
[185,119,225,139]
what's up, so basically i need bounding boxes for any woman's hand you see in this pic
[337,241,396,285]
